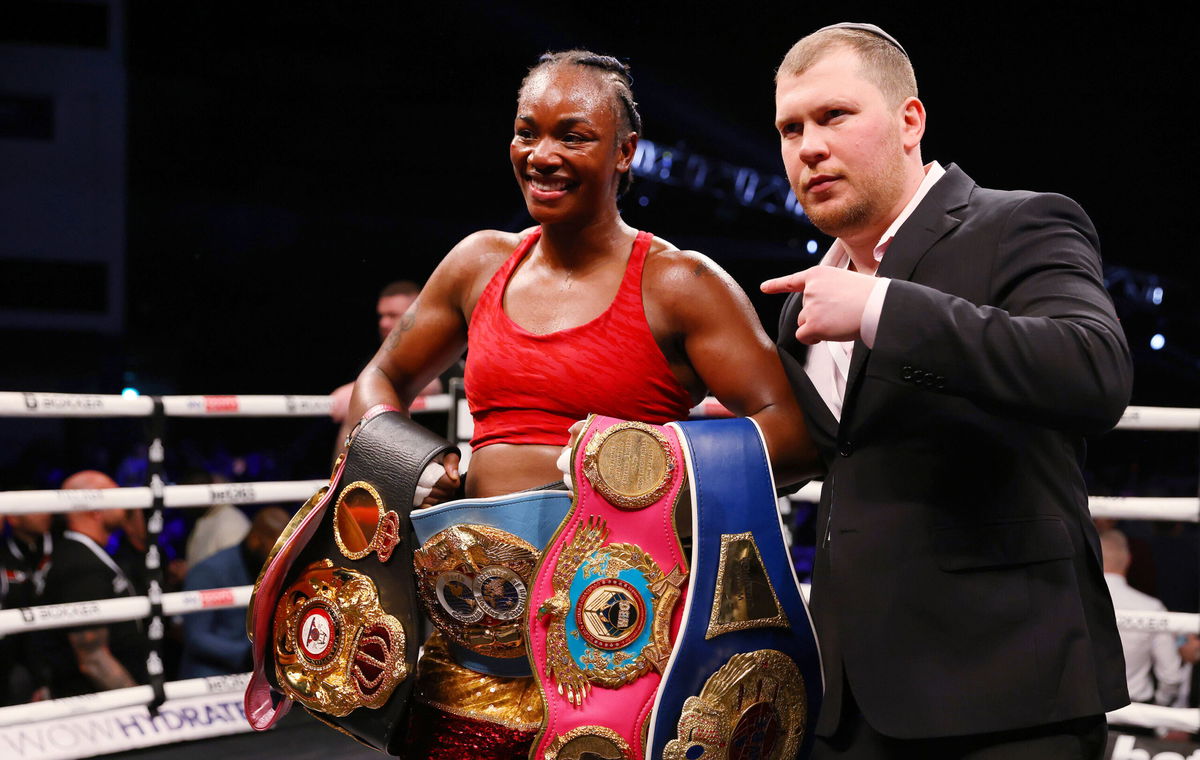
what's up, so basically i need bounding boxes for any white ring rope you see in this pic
[1114,609,1200,636]
[0,673,249,728]
[1088,496,1200,523]
[788,484,1198,523]
[2,391,1196,430]
[1107,702,1200,733]
[3,576,1190,637]
[0,482,1192,524]
[0,585,252,636]
[1117,406,1200,432]
[0,479,329,515]
[0,392,452,418]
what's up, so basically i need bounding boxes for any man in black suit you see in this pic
[762,23,1132,758]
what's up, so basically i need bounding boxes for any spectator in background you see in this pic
[1102,528,1185,705]
[114,508,187,591]
[113,508,151,595]
[185,471,251,568]
[179,506,289,677]
[2,510,53,601]
[1,509,55,704]
[330,280,442,423]
[41,470,148,697]
[374,280,422,342]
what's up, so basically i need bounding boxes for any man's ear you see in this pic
[900,97,926,151]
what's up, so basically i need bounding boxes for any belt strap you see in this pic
[647,417,824,760]
[244,406,455,754]
[529,415,689,760]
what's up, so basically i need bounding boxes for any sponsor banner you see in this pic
[1,586,252,635]
[166,395,333,417]
[0,691,252,760]
[283,395,334,415]
[0,598,149,635]
[0,393,152,418]
[1106,732,1200,760]
[0,488,151,514]
[169,586,251,615]
[1115,610,1200,636]
[199,588,235,608]
[203,396,240,414]
[205,483,258,505]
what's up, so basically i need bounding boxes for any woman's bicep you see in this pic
[671,255,819,480]
[369,261,470,403]
[676,258,788,414]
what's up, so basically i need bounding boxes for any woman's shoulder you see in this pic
[434,228,531,288]
[642,234,742,298]
[435,228,536,315]
[639,233,759,337]
[445,228,530,268]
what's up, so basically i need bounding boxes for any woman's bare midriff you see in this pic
[464,443,565,498]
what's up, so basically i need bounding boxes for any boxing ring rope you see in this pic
[1,480,1191,522]
[0,585,252,638]
[0,392,450,417]
[2,391,1198,751]
[0,480,330,514]
[3,391,1195,429]
[0,671,250,729]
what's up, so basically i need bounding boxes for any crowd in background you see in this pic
[0,463,293,707]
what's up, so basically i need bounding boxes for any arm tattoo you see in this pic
[70,627,138,690]
[382,310,418,351]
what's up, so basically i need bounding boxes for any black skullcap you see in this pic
[815,22,909,59]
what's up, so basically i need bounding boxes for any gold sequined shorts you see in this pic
[407,632,544,759]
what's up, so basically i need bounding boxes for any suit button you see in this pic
[936,376,946,389]
[838,440,854,457]
[901,366,913,381]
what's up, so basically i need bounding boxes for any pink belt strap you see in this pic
[528,415,689,759]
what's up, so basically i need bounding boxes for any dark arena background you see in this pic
[1,2,1197,760]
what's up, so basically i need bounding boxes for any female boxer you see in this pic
[344,50,816,759]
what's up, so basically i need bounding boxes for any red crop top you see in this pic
[465,228,695,449]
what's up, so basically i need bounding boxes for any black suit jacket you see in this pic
[777,165,1132,739]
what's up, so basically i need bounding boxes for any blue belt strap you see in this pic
[411,490,570,549]
[648,418,823,760]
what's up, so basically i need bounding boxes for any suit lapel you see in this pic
[839,165,975,423]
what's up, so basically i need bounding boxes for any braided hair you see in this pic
[519,50,642,197]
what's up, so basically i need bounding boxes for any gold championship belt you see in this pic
[414,524,535,660]
[410,487,574,676]
[245,405,457,753]
[272,561,407,715]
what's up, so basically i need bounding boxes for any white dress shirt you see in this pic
[804,162,946,421]
[1105,572,1185,705]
